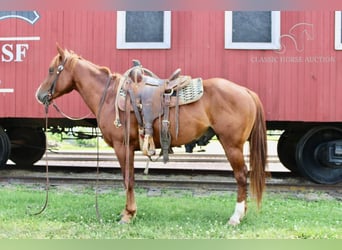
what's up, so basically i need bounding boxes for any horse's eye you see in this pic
[48,67,54,74]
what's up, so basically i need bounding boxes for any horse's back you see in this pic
[202,78,256,114]
[201,78,258,142]
[203,78,252,98]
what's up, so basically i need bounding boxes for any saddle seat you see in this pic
[114,62,203,162]
[143,68,181,87]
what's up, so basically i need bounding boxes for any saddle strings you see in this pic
[124,86,131,190]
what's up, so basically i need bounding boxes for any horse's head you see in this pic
[36,44,76,106]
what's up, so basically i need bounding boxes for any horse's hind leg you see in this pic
[224,144,248,226]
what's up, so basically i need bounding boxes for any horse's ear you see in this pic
[56,42,65,58]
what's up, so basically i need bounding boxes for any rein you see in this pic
[52,102,92,121]
[50,61,113,121]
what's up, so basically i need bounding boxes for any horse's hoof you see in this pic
[118,219,130,225]
[228,217,240,226]
[228,201,245,226]
[118,210,135,224]
[118,214,132,224]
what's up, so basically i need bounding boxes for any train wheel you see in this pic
[7,127,46,166]
[0,127,11,166]
[277,130,305,173]
[296,126,342,184]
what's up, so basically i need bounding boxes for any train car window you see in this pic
[335,11,342,50]
[225,11,280,50]
[116,11,171,49]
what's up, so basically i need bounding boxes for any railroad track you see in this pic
[5,149,283,171]
[36,150,280,163]
[1,151,341,197]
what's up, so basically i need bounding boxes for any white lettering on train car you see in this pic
[0,37,40,63]
[1,43,29,62]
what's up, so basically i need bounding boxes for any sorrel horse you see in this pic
[36,45,267,226]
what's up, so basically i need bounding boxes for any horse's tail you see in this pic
[248,90,267,208]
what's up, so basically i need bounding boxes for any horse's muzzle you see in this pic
[36,90,51,106]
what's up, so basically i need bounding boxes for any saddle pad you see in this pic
[174,78,203,106]
[117,78,203,112]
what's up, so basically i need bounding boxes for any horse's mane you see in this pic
[53,49,112,76]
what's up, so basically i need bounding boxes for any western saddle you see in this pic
[114,60,203,163]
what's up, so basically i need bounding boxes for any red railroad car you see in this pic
[1,10,341,183]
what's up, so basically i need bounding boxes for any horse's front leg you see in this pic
[115,145,137,223]
[121,160,137,224]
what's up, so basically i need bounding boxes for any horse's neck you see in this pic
[73,63,111,118]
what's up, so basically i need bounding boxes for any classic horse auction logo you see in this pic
[251,22,335,64]
[276,22,314,54]
[0,11,40,24]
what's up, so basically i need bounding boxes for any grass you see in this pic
[0,184,341,239]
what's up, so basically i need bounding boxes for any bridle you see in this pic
[44,56,112,120]
[44,57,68,110]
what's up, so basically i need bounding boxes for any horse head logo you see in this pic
[276,22,314,54]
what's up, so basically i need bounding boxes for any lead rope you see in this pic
[27,105,50,215]
[94,75,113,222]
